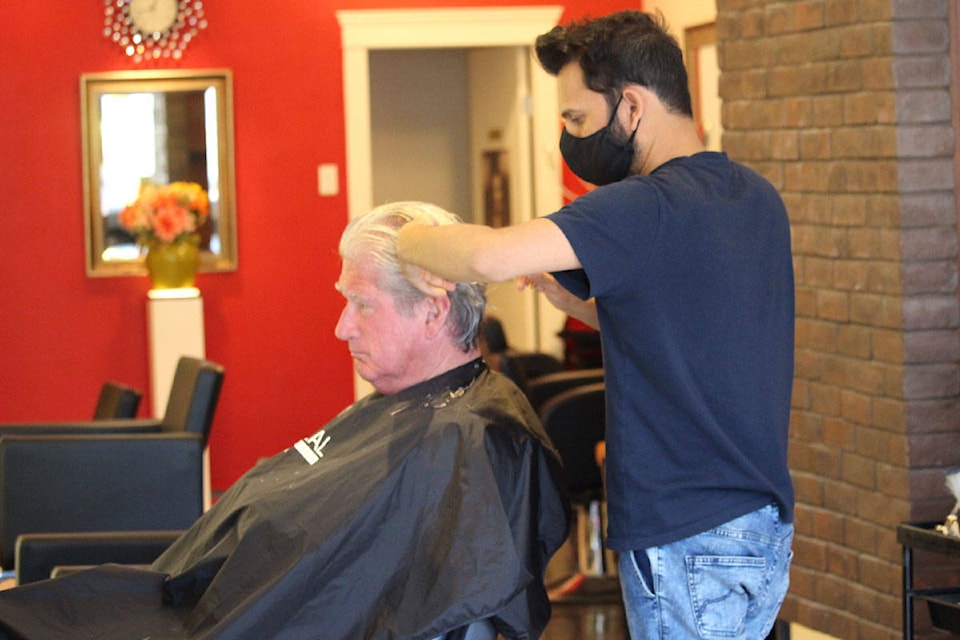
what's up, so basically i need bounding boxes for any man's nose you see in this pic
[334,305,355,341]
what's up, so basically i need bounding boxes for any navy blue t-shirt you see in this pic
[548,152,795,551]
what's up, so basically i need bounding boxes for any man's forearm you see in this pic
[567,299,600,329]
[398,218,583,285]
[397,223,504,283]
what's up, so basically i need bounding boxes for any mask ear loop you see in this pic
[625,116,640,145]
[605,95,625,128]
[610,94,640,145]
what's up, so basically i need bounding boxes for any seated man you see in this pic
[0,202,570,640]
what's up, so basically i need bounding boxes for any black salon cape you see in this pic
[0,361,570,640]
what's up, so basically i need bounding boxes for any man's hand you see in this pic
[403,261,456,297]
[518,273,600,329]
[399,219,457,295]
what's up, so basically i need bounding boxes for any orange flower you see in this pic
[118,181,209,245]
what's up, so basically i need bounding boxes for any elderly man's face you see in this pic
[335,257,430,395]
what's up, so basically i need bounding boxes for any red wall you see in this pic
[0,0,635,490]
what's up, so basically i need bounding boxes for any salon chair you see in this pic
[92,381,142,419]
[0,357,221,442]
[539,382,619,603]
[16,530,182,585]
[0,381,141,431]
[499,351,565,394]
[0,357,224,577]
[17,531,500,640]
[525,368,605,414]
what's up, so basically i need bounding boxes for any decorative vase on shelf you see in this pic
[145,234,201,289]
[119,181,210,290]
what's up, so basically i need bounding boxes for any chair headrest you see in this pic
[161,357,225,446]
[93,382,142,420]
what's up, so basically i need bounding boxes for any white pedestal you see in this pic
[146,287,210,509]
[147,288,206,415]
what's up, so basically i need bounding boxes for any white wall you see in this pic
[369,49,472,218]
[646,0,722,150]
[643,0,716,51]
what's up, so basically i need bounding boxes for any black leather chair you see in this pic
[498,351,565,393]
[539,382,618,602]
[0,357,224,577]
[0,357,222,442]
[0,381,141,431]
[525,367,605,414]
[92,382,142,420]
[16,530,182,585]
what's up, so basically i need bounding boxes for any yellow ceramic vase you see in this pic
[145,235,200,289]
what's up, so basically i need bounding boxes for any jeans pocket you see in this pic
[624,549,656,597]
[685,554,766,638]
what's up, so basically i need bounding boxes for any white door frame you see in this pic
[337,6,563,222]
[337,7,566,399]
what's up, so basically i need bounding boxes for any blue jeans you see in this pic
[618,504,793,640]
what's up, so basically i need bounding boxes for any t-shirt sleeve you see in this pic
[546,179,660,299]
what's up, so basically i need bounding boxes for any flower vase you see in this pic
[145,235,200,289]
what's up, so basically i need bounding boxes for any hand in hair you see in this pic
[403,260,456,297]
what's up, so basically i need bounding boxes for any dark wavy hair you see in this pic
[535,10,693,118]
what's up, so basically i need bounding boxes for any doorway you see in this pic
[338,7,567,398]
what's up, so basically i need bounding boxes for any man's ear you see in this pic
[621,84,645,129]
[422,293,452,339]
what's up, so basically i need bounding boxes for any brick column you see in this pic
[716,1,959,638]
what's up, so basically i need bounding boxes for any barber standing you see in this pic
[398,10,794,640]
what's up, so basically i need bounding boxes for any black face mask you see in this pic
[559,97,639,186]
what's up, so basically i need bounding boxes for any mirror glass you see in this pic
[82,69,236,276]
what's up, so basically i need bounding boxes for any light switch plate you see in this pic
[318,164,339,196]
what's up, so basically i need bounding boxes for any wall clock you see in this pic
[103,0,207,63]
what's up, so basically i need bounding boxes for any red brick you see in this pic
[836,324,871,358]
[903,330,960,364]
[890,20,949,54]
[842,451,878,488]
[840,389,872,425]
[893,55,951,89]
[901,262,957,295]
[896,88,952,123]
[901,295,959,330]
[898,192,957,228]
[873,396,907,432]
[872,330,905,364]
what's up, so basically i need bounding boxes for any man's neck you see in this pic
[636,112,707,176]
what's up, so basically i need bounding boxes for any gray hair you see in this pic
[338,201,486,352]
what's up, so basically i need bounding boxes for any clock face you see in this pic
[129,0,179,35]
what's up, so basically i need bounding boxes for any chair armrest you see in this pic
[0,433,204,569]
[0,419,163,436]
[16,530,183,585]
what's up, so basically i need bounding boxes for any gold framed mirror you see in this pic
[81,69,237,277]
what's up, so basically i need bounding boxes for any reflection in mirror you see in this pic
[82,69,236,276]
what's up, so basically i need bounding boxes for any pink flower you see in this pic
[118,182,209,245]
[151,203,192,242]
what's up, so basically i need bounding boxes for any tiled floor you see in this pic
[544,600,628,640]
